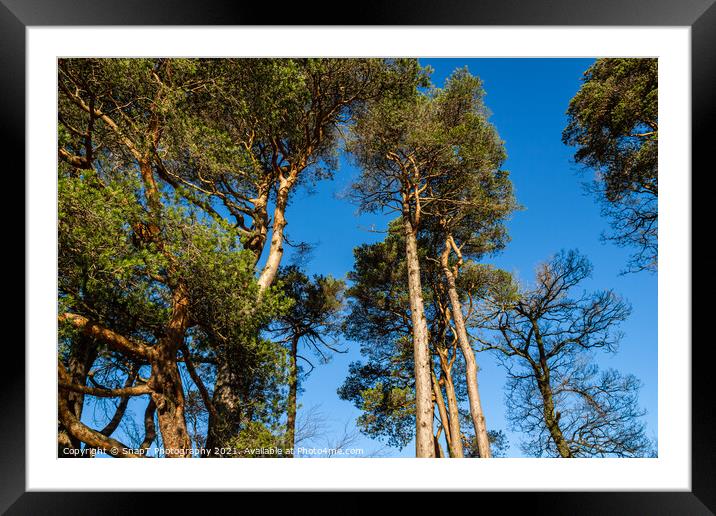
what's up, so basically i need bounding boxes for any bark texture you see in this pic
[441,243,492,458]
[439,356,464,458]
[533,324,573,458]
[431,372,452,454]
[205,359,239,453]
[403,216,435,458]
[258,172,297,292]
[147,284,192,457]
[537,377,573,458]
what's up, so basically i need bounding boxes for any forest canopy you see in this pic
[57,58,656,459]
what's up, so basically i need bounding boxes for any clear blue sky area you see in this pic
[84,58,657,458]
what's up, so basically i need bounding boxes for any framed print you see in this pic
[4,0,714,513]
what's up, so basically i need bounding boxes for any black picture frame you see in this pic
[3,1,713,513]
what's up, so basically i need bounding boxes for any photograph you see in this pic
[2,0,710,505]
[56,56,659,460]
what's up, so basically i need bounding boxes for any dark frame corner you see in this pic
[4,0,713,513]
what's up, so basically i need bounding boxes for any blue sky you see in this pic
[82,58,657,458]
[273,58,658,457]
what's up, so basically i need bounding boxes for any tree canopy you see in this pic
[56,57,656,461]
[563,58,658,273]
[472,250,653,457]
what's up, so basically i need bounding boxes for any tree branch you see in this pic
[58,364,143,458]
[179,343,219,423]
[59,313,152,360]
[58,381,151,398]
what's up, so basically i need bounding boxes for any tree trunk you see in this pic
[210,174,297,451]
[150,352,191,457]
[285,335,299,457]
[434,433,445,458]
[537,377,573,458]
[403,216,435,458]
[439,358,464,458]
[205,358,239,454]
[532,322,573,458]
[244,185,270,264]
[148,284,192,458]
[441,242,492,457]
[431,372,452,455]
[258,174,296,292]
[58,334,98,457]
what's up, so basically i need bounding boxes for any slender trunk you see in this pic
[285,335,299,457]
[431,372,452,454]
[403,216,435,458]
[532,321,573,458]
[434,431,445,458]
[257,198,284,290]
[258,174,296,292]
[148,284,192,458]
[439,356,464,458]
[440,242,492,457]
[537,375,573,458]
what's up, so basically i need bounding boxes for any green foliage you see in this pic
[57,58,652,460]
[564,59,657,181]
[338,226,416,447]
[463,429,510,458]
[348,66,516,232]
[357,383,415,449]
[342,223,412,352]
[58,161,286,345]
[58,166,170,341]
[425,68,518,269]
[563,58,658,273]
[275,267,345,342]
[458,261,518,310]
[156,58,427,253]
[174,208,287,348]
[226,421,284,458]
[339,221,478,447]
[338,365,416,449]
[60,59,189,162]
